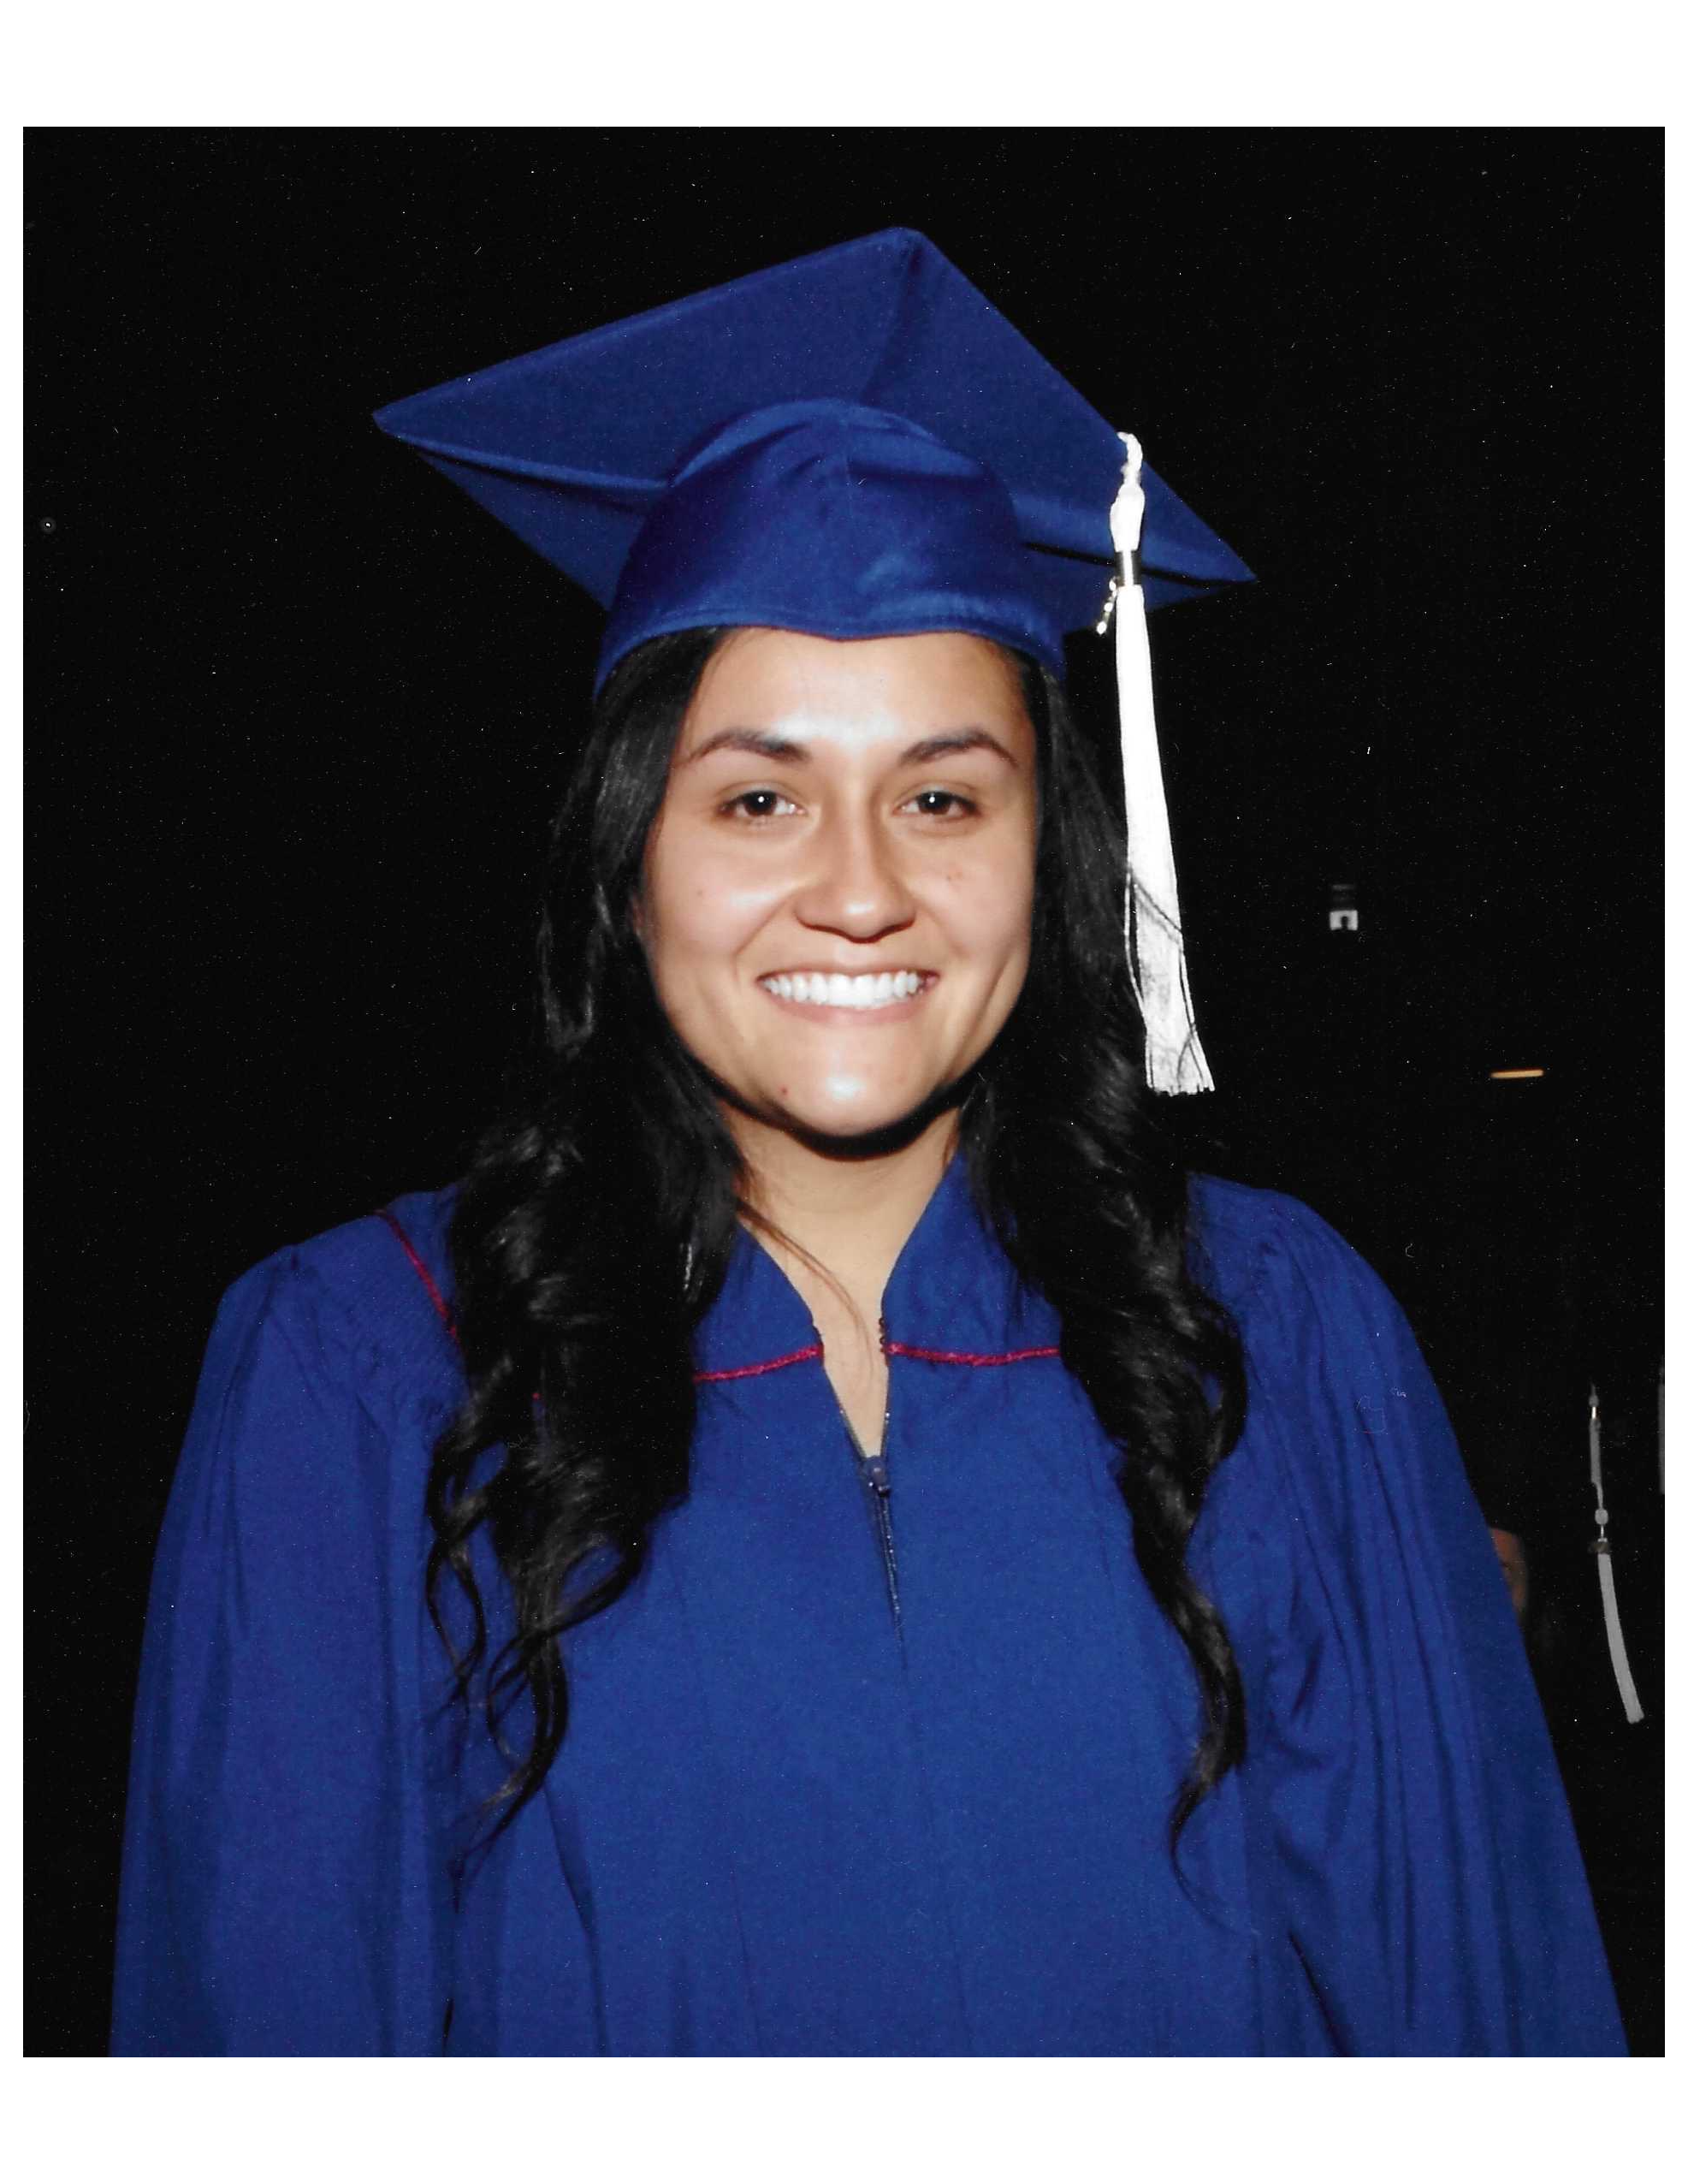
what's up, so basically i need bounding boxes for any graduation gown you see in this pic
[110,1162,1625,2055]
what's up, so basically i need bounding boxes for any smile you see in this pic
[758,970,932,1011]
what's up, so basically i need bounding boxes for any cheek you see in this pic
[939,846,1037,967]
[643,840,785,986]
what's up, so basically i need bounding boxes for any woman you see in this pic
[110,230,1624,2056]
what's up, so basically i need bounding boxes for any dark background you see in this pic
[28,128,1662,2053]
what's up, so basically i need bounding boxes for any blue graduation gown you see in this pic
[111,1163,1625,2054]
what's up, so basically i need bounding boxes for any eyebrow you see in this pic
[681,726,1021,769]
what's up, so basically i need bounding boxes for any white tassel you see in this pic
[1595,1550,1645,1724]
[1588,1386,1645,1724]
[1105,433,1213,1095]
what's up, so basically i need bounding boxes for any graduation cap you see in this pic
[375,228,1253,1092]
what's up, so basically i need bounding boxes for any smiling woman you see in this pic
[110,230,1625,2056]
[642,627,1039,1455]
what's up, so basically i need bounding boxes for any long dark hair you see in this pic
[427,626,1248,1859]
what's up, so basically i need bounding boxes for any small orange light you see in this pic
[1489,1068,1546,1081]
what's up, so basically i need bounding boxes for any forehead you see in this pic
[678,627,1031,754]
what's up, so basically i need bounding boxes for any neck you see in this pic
[731,1107,959,1332]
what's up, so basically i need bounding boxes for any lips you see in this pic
[758,970,933,1010]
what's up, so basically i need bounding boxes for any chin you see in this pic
[732,1073,969,1160]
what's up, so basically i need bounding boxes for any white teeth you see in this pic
[761,971,927,1009]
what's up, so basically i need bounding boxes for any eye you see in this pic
[720,786,800,822]
[903,788,978,819]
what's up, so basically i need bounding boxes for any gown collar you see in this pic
[692,1151,1060,1381]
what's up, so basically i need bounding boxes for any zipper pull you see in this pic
[861,1454,891,1497]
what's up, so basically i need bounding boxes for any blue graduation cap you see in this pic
[375,228,1253,1092]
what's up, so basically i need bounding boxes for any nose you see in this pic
[791,807,916,942]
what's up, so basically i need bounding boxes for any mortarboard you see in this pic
[375,228,1253,1092]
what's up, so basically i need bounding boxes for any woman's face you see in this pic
[640,627,1039,1145]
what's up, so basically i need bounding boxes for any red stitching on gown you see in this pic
[376,1208,459,1344]
[693,1343,824,1385]
[881,1340,1060,1367]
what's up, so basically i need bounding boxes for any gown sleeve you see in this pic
[1203,1189,1627,2056]
[110,1240,458,2055]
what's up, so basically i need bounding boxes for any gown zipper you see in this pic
[860,1451,902,1633]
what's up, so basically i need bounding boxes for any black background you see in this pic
[27,128,1662,2054]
